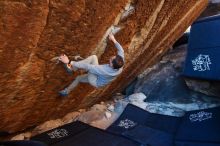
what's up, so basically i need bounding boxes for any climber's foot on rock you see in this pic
[59,88,68,97]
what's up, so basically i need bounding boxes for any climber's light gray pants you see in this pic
[66,55,98,93]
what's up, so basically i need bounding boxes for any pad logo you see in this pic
[118,119,137,129]
[47,129,69,139]
[189,111,212,122]
[192,54,211,71]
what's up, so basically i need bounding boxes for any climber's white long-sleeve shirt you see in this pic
[72,42,124,87]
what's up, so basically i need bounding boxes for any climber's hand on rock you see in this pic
[59,54,69,64]
[108,33,117,43]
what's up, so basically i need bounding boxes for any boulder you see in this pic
[77,110,105,124]
[32,119,64,136]
[90,104,107,112]
[128,92,147,102]
[133,42,220,116]
[11,132,31,140]
[184,78,220,98]
[61,112,80,124]
[0,0,208,133]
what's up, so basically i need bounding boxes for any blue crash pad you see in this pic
[0,140,47,146]
[52,127,138,146]
[31,121,138,146]
[122,125,174,146]
[107,104,182,135]
[175,106,220,143]
[183,14,220,80]
[107,104,183,146]
[175,141,220,146]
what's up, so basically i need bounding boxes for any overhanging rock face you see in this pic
[0,0,208,133]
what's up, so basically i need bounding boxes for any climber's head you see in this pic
[110,55,124,69]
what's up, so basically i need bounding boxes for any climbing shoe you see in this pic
[59,89,68,97]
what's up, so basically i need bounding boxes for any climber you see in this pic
[58,33,125,96]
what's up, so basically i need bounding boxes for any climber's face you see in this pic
[109,56,116,68]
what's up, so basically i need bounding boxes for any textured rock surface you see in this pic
[0,0,208,133]
[133,45,220,115]
[134,45,219,103]
[184,78,220,98]
[31,119,64,136]
[200,1,220,17]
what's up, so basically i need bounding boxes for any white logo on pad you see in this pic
[189,111,212,122]
[192,54,211,71]
[47,129,69,139]
[118,119,137,129]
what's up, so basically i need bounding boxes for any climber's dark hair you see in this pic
[112,55,124,69]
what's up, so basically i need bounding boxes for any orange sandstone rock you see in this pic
[0,0,208,133]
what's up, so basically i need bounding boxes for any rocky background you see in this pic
[0,0,208,133]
